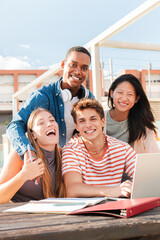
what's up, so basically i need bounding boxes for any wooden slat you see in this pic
[1,203,160,240]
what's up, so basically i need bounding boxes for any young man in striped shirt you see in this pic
[62,98,136,198]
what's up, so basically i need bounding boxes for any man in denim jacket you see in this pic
[7,46,94,160]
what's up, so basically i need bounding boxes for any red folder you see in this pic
[68,197,160,218]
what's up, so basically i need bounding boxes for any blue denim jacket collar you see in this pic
[55,77,62,95]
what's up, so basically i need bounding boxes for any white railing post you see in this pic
[12,95,18,117]
[91,44,102,101]
[2,134,12,163]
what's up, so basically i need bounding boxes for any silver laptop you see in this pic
[131,153,160,199]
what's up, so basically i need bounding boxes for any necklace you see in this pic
[89,136,106,155]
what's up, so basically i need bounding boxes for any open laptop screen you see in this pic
[131,153,160,199]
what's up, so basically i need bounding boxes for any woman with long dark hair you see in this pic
[106,74,160,153]
[0,108,65,203]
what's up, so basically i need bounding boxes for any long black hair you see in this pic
[108,74,156,143]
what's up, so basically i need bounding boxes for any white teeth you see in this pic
[46,130,55,136]
[119,102,127,106]
[72,76,79,80]
[85,130,95,133]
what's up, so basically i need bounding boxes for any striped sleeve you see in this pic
[124,144,136,179]
[62,144,82,176]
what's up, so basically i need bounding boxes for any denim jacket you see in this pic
[7,78,94,157]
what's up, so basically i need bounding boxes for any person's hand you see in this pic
[119,180,132,198]
[24,150,37,162]
[24,150,42,185]
[21,157,45,181]
[106,180,132,198]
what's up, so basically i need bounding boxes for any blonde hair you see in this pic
[27,108,65,198]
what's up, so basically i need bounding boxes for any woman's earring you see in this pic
[135,100,137,103]
[111,96,113,98]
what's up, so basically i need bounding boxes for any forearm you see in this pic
[0,156,45,204]
[0,171,28,204]
[66,182,121,198]
[7,122,35,157]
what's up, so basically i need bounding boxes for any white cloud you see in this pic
[22,56,29,61]
[0,56,31,69]
[19,44,30,49]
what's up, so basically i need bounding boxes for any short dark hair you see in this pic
[65,46,91,62]
[71,98,104,124]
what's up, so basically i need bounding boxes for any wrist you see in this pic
[17,170,28,183]
[106,185,121,198]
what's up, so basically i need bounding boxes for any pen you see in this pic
[27,144,33,162]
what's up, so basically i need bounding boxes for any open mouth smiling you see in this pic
[119,102,128,106]
[70,75,82,81]
[84,129,96,134]
[46,130,56,136]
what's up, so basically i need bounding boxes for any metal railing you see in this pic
[12,63,61,116]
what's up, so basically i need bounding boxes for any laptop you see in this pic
[131,153,160,199]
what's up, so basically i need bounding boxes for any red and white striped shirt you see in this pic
[62,135,136,186]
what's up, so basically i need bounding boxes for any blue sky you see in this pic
[0,0,160,73]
